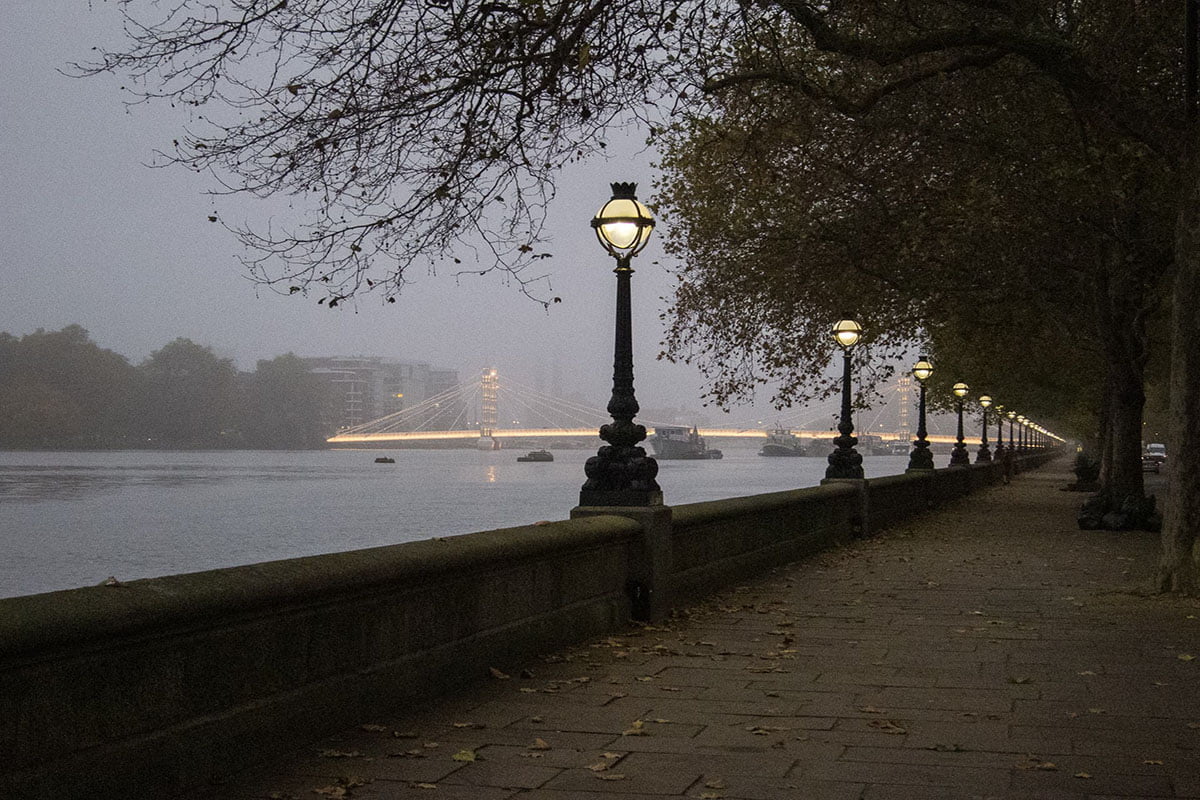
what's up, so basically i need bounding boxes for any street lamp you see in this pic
[826,317,864,479]
[949,382,970,466]
[976,395,993,462]
[579,182,662,506]
[993,403,1006,462]
[1007,410,1017,456]
[907,356,935,471]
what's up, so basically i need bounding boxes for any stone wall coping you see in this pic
[866,470,931,489]
[671,481,858,524]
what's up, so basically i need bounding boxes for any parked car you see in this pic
[1142,443,1166,473]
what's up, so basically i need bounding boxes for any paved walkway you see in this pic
[192,465,1200,799]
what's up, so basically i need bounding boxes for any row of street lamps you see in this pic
[826,318,1060,481]
[580,183,1061,507]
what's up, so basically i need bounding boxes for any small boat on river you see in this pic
[517,449,554,462]
[759,427,806,457]
[374,456,395,463]
[650,426,723,460]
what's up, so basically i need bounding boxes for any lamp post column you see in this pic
[578,184,662,507]
[949,383,970,467]
[992,404,1005,462]
[907,357,935,471]
[826,318,864,480]
[976,396,993,462]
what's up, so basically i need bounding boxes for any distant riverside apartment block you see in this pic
[301,356,461,432]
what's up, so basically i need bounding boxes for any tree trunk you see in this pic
[1092,256,1147,505]
[1158,150,1200,592]
[1097,376,1114,485]
[1106,366,1146,504]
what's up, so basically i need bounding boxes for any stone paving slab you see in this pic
[183,465,1200,799]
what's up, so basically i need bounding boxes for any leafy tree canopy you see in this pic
[82,0,1184,311]
[657,33,1174,419]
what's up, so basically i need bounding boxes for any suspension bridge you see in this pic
[325,369,966,447]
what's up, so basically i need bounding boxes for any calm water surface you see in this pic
[0,447,911,598]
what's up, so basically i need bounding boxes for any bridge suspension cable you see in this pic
[326,368,966,445]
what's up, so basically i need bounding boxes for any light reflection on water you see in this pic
[0,448,912,598]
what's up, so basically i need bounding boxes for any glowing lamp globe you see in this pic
[591,182,654,259]
[953,382,969,398]
[912,357,934,383]
[833,318,862,349]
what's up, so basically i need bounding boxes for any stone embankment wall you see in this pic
[0,452,1059,799]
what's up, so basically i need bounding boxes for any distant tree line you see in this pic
[0,325,334,449]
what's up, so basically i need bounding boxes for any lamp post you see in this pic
[579,182,662,507]
[826,318,865,479]
[907,356,935,471]
[976,395,993,462]
[992,404,1006,462]
[1007,410,1017,456]
[949,382,971,466]
[1017,415,1027,454]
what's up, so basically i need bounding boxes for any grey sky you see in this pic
[1,1,789,424]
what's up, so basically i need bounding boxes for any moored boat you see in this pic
[517,449,554,462]
[759,427,805,457]
[857,434,894,456]
[650,426,723,460]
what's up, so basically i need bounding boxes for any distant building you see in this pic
[300,356,462,432]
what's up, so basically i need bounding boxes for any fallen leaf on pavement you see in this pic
[622,720,648,736]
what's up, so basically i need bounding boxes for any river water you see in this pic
[0,447,913,598]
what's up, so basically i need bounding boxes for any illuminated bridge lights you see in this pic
[326,428,964,445]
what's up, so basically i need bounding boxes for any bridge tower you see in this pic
[896,376,912,439]
[478,368,500,449]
